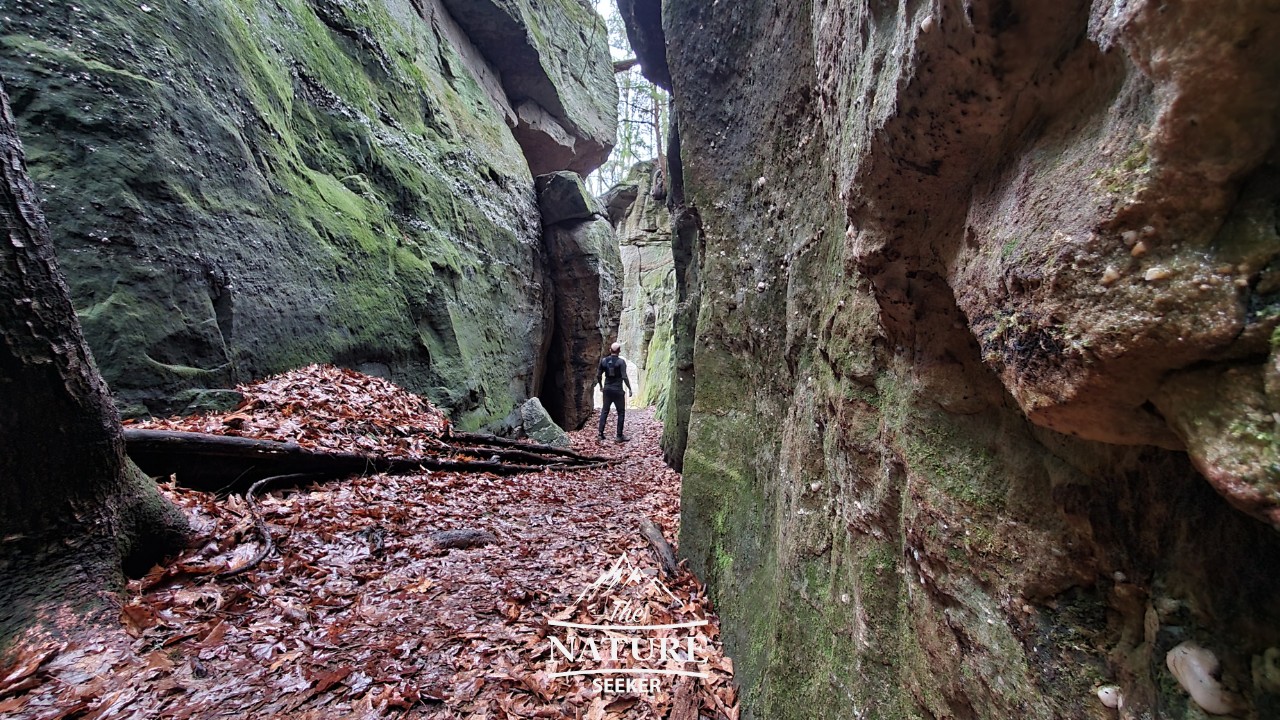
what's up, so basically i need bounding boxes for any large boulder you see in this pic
[439,0,617,175]
[536,171,605,226]
[536,172,622,430]
[519,397,570,447]
[0,0,615,429]
[654,0,1280,718]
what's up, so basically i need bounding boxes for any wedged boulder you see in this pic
[600,181,640,226]
[616,0,670,90]
[439,0,617,175]
[536,171,605,226]
[519,397,571,447]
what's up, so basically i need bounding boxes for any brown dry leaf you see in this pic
[5,368,738,719]
[0,644,61,696]
[119,603,158,638]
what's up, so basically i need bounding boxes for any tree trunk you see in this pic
[0,82,187,657]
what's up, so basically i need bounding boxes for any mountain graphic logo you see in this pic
[545,552,711,683]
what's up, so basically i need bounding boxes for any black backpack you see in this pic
[603,356,623,380]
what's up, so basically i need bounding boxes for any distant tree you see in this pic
[588,2,669,195]
[0,81,187,656]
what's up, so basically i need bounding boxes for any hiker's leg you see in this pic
[616,401,626,438]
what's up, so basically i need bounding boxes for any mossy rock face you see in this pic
[658,0,1280,717]
[0,0,613,427]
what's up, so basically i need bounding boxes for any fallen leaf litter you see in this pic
[0,365,739,719]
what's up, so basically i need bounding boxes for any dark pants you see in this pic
[599,389,626,438]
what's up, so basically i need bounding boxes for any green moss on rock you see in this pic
[1,0,559,422]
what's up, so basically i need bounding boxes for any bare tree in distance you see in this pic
[588,1,669,196]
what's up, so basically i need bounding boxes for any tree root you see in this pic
[124,429,617,491]
[447,431,611,462]
[216,473,312,579]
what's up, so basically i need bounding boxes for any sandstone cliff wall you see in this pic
[606,160,675,411]
[644,0,1280,717]
[0,0,615,428]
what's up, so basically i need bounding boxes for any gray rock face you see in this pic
[518,397,570,447]
[536,172,605,226]
[536,173,622,430]
[615,0,670,90]
[609,162,674,410]
[653,0,1280,717]
[439,0,617,175]
[0,0,615,429]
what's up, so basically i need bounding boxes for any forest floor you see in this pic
[0,368,737,719]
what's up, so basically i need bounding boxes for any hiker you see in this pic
[596,342,632,442]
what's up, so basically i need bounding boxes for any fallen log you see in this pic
[124,429,611,491]
[640,517,679,578]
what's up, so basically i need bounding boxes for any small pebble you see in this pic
[1101,266,1122,286]
[1130,241,1148,257]
[1097,685,1123,709]
[1144,266,1173,281]
[1121,230,1138,246]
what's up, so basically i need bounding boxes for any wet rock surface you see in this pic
[651,0,1280,717]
